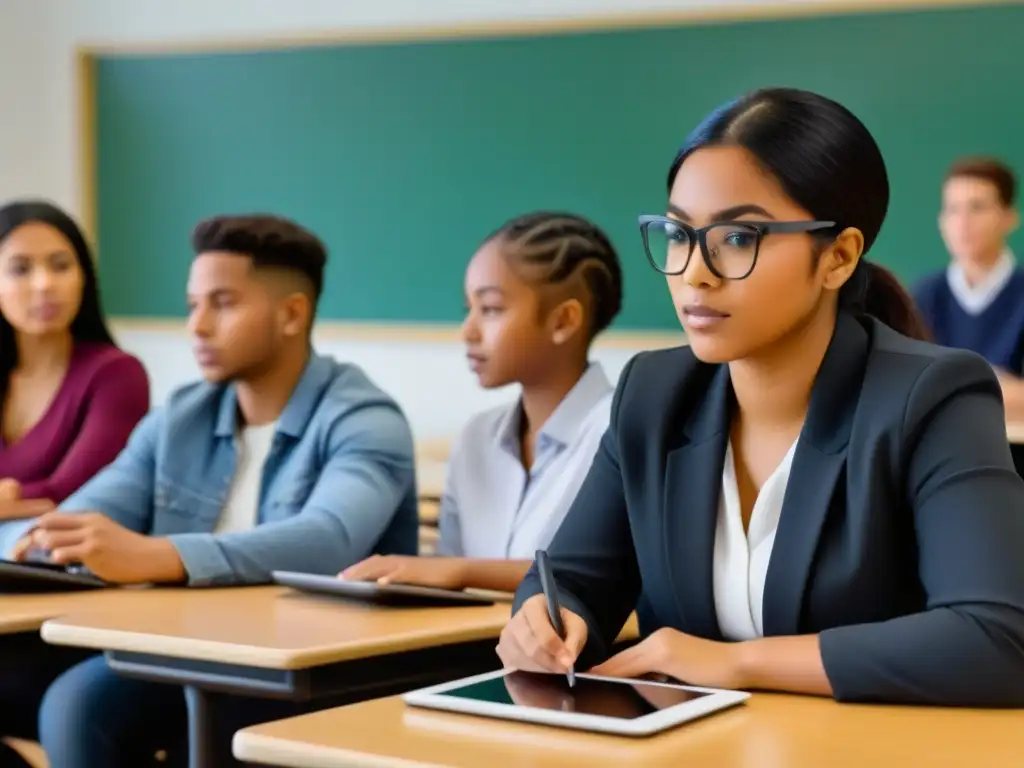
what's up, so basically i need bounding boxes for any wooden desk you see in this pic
[416,459,447,501]
[0,588,151,636]
[419,524,440,555]
[418,499,440,526]
[40,585,511,768]
[234,690,1022,768]
[1005,422,1024,481]
[42,586,636,768]
[1,593,90,636]
[42,585,509,669]
[415,438,452,464]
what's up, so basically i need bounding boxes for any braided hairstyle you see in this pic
[487,212,623,340]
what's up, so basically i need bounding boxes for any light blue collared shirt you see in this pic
[0,353,419,585]
[437,363,613,560]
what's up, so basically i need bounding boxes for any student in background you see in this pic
[341,212,623,594]
[499,88,1024,707]
[0,214,418,768]
[913,158,1024,417]
[0,201,149,519]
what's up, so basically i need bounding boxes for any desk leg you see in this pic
[107,641,500,765]
[184,685,216,768]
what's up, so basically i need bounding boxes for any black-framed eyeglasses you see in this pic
[638,214,837,280]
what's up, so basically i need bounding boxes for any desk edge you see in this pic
[40,619,507,670]
[233,730,444,768]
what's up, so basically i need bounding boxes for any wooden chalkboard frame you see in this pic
[76,0,1016,345]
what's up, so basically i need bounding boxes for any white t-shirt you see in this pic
[215,422,278,534]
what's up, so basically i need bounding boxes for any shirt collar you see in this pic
[946,248,1016,314]
[215,352,335,439]
[497,362,613,455]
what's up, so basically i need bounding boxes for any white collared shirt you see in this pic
[436,363,613,559]
[713,438,799,641]
[946,249,1016,315]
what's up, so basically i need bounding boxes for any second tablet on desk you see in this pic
[271,571,497,607]
[0,560,108,593]
[403,669,750,736]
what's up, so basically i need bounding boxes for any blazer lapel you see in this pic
[760,441,846,636]
[762,313,870,636]
[662,364,733,641]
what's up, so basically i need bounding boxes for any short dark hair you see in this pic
[190,214,327,302]
[487,212,623,339]
[946,157,1017,207]
[668,87,929,342]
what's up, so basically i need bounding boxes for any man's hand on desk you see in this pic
[339,554,468,590]
[11,511,186,584]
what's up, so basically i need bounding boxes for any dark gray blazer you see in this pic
[514,312,1024,706]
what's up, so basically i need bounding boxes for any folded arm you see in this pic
[818,351,1024,706]
[19,357,150,503]
[0,410,160,557]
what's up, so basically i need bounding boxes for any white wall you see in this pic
[0,0,918,438]
[112,324,659,439]
[0,1,60,203]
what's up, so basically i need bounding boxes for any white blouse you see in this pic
[436,363,613,559]
[713,439,799,641]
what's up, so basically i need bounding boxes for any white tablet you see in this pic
[402,669,750,736]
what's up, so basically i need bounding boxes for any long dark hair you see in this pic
[0,201,117,402]
[668,87,930,341]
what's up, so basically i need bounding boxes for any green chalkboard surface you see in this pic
[95,3,1024,328]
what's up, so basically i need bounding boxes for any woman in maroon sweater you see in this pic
[0,201,149,520]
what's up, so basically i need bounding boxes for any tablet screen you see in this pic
[435,671,712,719]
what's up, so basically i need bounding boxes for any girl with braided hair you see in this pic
[341,211,623,593]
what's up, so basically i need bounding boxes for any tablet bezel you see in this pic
[0,560,108,592]
[271,570,496,607]
[402,669,751,736]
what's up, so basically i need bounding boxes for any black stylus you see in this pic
[536,549,575,688]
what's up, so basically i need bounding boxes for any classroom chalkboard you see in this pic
[94,3,1024,328]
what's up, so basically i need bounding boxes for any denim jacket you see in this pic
[0,353,419,586]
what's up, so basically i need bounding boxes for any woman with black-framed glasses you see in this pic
[498,87,1024,707]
